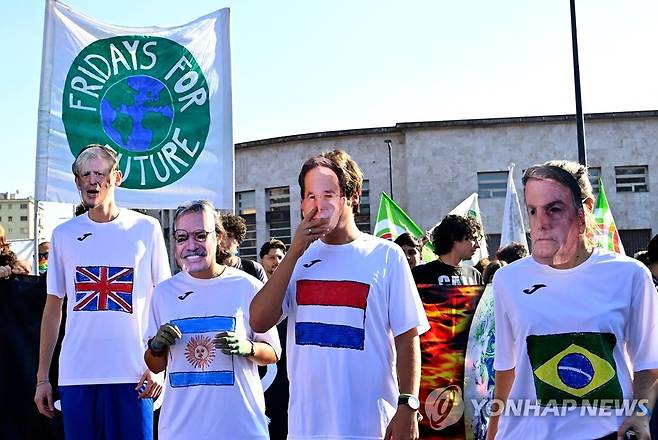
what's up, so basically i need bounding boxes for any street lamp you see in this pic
[385,139,393,199]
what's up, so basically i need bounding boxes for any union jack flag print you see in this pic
[74,266,134,313]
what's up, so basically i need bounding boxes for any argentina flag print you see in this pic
[168,316,236,387]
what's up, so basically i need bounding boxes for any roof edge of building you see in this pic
[235,109,658,149]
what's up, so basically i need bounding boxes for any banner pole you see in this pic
[33,200,39,275]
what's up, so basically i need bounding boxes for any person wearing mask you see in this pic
[488,161,658,440]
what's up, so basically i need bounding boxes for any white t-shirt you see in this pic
[493,248,658,439]
[282,233,430,440]
[147,268,281,440]
[47,209,171,385]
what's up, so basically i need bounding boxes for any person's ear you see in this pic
[348,192,360,209]
[579,197,594,231]
[113,169,123,187]
[349,193,361,214]
[583,197,594,212]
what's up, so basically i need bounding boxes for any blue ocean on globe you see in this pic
[100,76,174,152]
[557,352,594,389]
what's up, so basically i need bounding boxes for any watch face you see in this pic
[399,395,420,410]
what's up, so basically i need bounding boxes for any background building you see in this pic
[0,192,34,240]
[234,110,658,259]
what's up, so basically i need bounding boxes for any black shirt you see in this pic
[233,257,268,284]
[411,259,483,286]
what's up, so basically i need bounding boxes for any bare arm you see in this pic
[13,259,32,274]
[486,368,515,440]
[1,265,11,278]
[248,245,300,333]
[385,327,421,440]
[34,295,64,418]
[617,368,658,439]
[249,341,278,366]
[395,328,421,398]
[250,207,328,332]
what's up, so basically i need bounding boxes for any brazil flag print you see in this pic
[526,332,623,406]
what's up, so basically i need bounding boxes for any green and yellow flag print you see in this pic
[526,332,623,406]
[374,192,436,262]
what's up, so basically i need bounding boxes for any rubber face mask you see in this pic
[300,166,345,233]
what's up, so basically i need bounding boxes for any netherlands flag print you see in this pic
[295,280,370,350]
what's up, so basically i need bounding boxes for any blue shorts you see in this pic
[59,383,153,440]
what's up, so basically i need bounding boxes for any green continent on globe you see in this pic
[63,35,211,189]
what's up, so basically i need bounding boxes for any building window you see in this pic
[486,234,501,255]
[488,233,532,254]
[266,186,291,246]
[20,203,28,209]
[477,171,508,198]
[20,216,28,221]
[7,203,12,209]
[615,166,648,193]
[355,180,371,233]
[7,216,12,222]
[619,229,651,257]
[587,166,601,194]
[236,191,257,260]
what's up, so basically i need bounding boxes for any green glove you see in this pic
[214,331,254,357]
[149,323,182,352]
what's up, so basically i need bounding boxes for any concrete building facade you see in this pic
[234,110,658,259]
[0,192,35,240]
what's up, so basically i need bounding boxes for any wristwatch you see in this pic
[398,393,420,411]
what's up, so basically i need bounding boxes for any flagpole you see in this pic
[385,139,393,199]
[33,200,39,275]
[570,0,587,166]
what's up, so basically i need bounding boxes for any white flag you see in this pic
[443,192,489,263]
[499,164,528,250]
[35,1,233,209]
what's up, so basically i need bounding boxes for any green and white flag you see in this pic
[35,1,233,208]
[593,178,625,255]
[374,192,436,261]
[444,192,489,263]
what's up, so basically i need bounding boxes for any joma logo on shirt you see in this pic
[178,291,194,301]
[523,284,547,295]
[302,259,322,268]
[77,233,92,241]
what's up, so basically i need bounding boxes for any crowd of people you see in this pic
[6,143,654,440]
[0,224,35,278]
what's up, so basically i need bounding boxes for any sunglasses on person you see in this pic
[39,252,49,259]
[173,229,215,244]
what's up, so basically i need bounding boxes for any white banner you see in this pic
[500,164,528,250]
[35,0,233,209]
[447,192,489,263]
[9,240,35,271]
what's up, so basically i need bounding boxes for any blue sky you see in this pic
[2,0,657,196]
